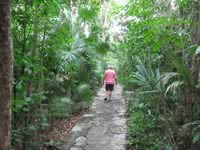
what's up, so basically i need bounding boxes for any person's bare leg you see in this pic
[106,91,109,99]
[104,90,109,101]
[108,90,112,100]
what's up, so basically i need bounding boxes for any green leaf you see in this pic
[95,42,110,54]
[193,132,200,143]
[14,99,27,106]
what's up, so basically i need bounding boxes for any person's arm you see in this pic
[102,73,105,86]
[114,71,117,85]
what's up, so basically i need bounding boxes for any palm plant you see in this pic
[162,72,184,95]
[128,57,180,148]
[129,56,172,114]
[54,1,111,104]
[59,1,110,69]
[162,53,192,94]
[130,57,163,94]
[161,52,193,121]
[183,120,200,143]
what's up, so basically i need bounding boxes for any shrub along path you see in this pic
[61,85,127,150]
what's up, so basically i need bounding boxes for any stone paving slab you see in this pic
[61,85,127,150]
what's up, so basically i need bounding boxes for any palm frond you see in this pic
[165,81,184,95]
[62,8,72,22]
[161,72,180,85]
[166,51,192,87]
[173,58,192,87]
[61,51,80,65]
[155,68,162,90]
[72,36,86,53]
[138,90,160,94]
[136,57,149,79]
[131,73,147,83]
[130,57,163,93]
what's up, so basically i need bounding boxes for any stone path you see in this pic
[61,85,127,150]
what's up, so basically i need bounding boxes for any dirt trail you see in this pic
[61,85,127,150]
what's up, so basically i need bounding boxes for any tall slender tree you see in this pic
[0,0,13,149]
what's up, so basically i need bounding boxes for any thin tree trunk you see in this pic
[187,2,200,149]
[190,1,200,120]
[0,0,13,149]
[13,0,29,103]
[38,22,47,108]
[191,1,200,98]
[21,0,29,76]
[26,4,40,97]
[24,4,40,149]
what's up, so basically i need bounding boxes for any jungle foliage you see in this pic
[117,0,200,149]
[8,0,200,149]
[11,0,109,149]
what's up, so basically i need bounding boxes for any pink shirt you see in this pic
[104,69,116,84]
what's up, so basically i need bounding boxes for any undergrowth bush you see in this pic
[127,97,166,150]
[49,97,75,118]
[77,83,93,103]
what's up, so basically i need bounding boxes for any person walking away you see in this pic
[103,66,117,101]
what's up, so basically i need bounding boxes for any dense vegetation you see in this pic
[1,0,200,149]
[11,0,110,149]
[117,0,200,149]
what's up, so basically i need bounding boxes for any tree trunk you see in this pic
[26,4,40,97]
[38,22,47,108]
[188,1,200,149]
[0,0,13,149]
[191,1,200,93]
